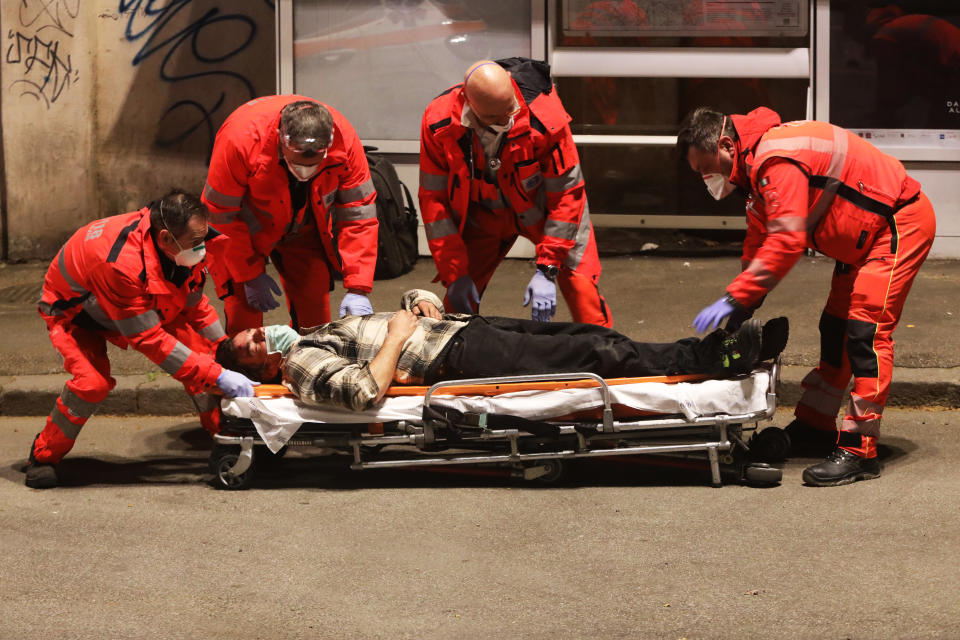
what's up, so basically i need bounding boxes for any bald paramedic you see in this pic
[201,96,379,334]
[418,58,611,326]
[677,106,936,487]
[27,190,259,488]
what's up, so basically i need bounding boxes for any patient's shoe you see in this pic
[759,317,789,361]
[802,447,880,486]
[785,419,837,459]
[719,318,762,375]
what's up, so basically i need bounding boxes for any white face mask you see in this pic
[287,162,320,182]
[702,173,736,200]
[487,116,514,134]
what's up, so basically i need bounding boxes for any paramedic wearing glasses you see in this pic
[418,58,612,327]
[201,96,379,335]
[26,191,259,489]
[216,290,789,413]
[678,106,936,487]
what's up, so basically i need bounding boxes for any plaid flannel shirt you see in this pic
[283,289,469,411]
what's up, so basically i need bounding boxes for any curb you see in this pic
[2,367,958,417]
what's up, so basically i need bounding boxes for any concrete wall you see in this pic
[1,0,275,261]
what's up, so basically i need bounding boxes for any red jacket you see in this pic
[38,209,226,394]
[418,58,587,286]
[201,95,378,292]
[725,107,922,307]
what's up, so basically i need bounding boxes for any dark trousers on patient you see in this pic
[435,316,726,381]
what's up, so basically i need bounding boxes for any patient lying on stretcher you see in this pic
[216,289,788,412]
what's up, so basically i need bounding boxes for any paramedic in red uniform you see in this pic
[201,96,379,334]
[678,106,936,486]
[418,58,611,327]
[26,190,260,488]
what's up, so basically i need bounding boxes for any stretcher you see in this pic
[211,361,786,489]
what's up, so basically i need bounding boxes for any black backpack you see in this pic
[364,146,419,280]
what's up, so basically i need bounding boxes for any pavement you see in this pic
[1,254,958,416]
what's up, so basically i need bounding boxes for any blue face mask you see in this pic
[265,325,299,357]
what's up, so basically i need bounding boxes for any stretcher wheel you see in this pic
[748,427,791,462]
[211,449,255,490]
[743,463,782,486]
[530,459,566,484]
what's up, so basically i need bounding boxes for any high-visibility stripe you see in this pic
[114,310,160,336]
[517,206,545,228]
[60,385,100,418]
[563,206,593,271]
[841,416,880,437]
[544,218,579,241]
[424,218,458,240]
[337,179,374,203]
[745,260,780,289]
[755,134,835,160]
[479,195,506,210]
[806,177,840,232]
[237,203,263,234]
[199,321,225,342]
[335,202,377,221]
[160,341,192,374]
[58,248,87,294]
[81,296,118,331]
[799,385,844,416]
[766,215,807,234]
[185,289,204,307]
[51,406,83,440]
[210,210,238,224]
[544,164,583,193]
[419,171,447,191]
[202,182,243,208]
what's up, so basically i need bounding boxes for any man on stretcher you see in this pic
[216,290,788,412]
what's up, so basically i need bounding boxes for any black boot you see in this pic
[784,419,838,458]
[718,318,762,375]
[760,317,789,361]
[24,434,58,489]
[802,447,881,487]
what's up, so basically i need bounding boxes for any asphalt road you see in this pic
[1,408,958,639]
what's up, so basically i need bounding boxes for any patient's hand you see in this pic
[387,310,419,343]
[411,300,442,320]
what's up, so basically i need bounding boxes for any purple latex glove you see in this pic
[339,293,373,317]
[447,275,480,313]
[693,295,736,333]
[217,369,259,398]
[522,270,557,322]
[243,272,282,312]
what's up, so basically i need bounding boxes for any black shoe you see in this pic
[802,447,881,487]
[25,462,58,488]
[784,419,837,459]
[760,317,789,361]
[719,318,762,375]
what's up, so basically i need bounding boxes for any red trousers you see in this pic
[446,203,612,327]
[218,228,333,334]
[32,316,221,465]
[795,193,936,457]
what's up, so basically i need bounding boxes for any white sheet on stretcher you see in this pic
[221,369,771,453]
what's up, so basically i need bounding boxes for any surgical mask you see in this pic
[287,162,320,182]
[265,325,299,356]
[703,173,736,200]
[487,116,514,134]
[171,237,206,267]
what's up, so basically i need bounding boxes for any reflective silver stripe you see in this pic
[237,203,263,234]
[841,417,880,437]
[544,218,579,241]
[115,310,160,337]
[799,385,844,416]
[58,248,87,294]
[766,215,807,234]
[807,177,841,235]
[336,202,377,222]
[322,189,337,210]
[185,289,204,307]
[81,296,118,331]
[745,260,780,289]
[209,210,238,224]
[160,341,192,375]
[479,194,507,210]
[755,135,834,160]
[337,179,375,203]
[544,164,583,193]
[563,206,593,271]
[199,321,225,342]
[517,206,545,228]
[202,182,243,208]
[51,406,83,440]
[190,392,220,413]
[522,171,543,192]
[61,385,100,418]
[424,218,459,240]
[419,170,447,191]
[827,126,848,178]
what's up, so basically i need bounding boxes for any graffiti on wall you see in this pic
[117,0,272,157]
[4,0,81,108]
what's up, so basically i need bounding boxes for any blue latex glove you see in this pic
[243,272,282,312]
[447,275,480,313]
[217,369,258,398]
[693,296,736,333]
[339,292,373,317]
[522,270,557,322]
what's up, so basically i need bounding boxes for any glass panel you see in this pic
[292,0,531,141]
[556,77,808,134]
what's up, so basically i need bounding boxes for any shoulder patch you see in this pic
[759,177,770,187]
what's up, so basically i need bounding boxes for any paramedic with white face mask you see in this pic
[202,96,380,335]
[27,190,259,489]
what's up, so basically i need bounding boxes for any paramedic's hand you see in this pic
[411,301,442,320]
[523,270,557,322]
[447,275,480,314]
[243,272,282,312]
[387,310,419,343]
[217,369,259,398]
[339,292,373,317]
[693,295,736,333]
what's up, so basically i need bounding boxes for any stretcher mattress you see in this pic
[222,368,772,453]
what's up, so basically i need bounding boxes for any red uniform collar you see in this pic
[728,107,782,189]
